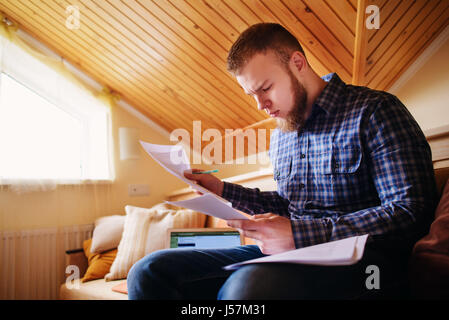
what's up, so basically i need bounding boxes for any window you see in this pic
[0,73,83,180]
[0,31,113,183]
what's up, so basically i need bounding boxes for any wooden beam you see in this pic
[352,0,368,85]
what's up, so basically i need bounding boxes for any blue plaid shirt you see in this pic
[222,73,438,249]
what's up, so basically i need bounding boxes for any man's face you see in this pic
[236,51,308,132]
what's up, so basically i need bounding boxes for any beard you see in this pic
[276,69,308,133]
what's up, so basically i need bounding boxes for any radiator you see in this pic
[0,224,93,300]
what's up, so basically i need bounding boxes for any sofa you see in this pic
[59,167,449,300]
[59,170,268,300]
[59,248,128,300]
[59,204,209,300]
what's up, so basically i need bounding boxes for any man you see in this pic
[127,23,438,299]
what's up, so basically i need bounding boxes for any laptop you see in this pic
[112,228,243,295]
[166,228,244,249]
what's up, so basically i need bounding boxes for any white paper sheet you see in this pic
[140,141,229,204]
[140,140,248,220]
[224,234,369,270]
[166,193,249,220]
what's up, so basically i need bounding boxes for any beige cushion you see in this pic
[59,279,127,300]
[90,215,125,253]
[104,204,206,281]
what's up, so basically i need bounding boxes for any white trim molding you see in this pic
[389,24,449,94]
[116,99,171,138]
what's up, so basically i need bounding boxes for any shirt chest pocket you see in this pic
[331,146,362,174]
[316,146,362,174]
[273,155,292,181]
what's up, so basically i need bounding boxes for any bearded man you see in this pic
[127,23,438,300]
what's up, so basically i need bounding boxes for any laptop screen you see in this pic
[168,228,242,249]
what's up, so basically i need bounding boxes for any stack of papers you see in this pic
[140,141,248,221]
[224,234,369,269]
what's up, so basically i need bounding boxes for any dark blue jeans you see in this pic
[127,243,410,300]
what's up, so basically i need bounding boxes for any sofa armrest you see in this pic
[65,248,88,279]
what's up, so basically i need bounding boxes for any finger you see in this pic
[253,213,277,219]
[184,170,199,180]
[183,170,194,178]
[227,219,258,230]
[240,229,263,240]
[226,220,240,228]
[190,168,209,175]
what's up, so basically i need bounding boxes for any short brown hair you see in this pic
[227,23,305,74]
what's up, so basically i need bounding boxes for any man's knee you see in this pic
[218,263,358,300]
[128,250,168,281]
[127,249,180,299]
[218,264,302,300]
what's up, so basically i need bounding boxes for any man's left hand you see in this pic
[227,213,296,255]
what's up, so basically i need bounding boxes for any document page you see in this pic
[140,140,248,220]
[224,234,369,270]
[140,141,227,203]
[166,194,248,220]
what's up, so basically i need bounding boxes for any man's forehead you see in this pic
[235,52,280,93]
[236,73,266,95]
[241,51,277,72]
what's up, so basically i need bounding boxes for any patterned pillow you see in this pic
[105,204,206,281]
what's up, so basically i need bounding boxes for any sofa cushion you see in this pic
[409,251,449,299]
[91,215,125,253]
[81,238,117,282]
[59,279,127,300]
[105,203,206,281]
[435,167,449,196]
[409,178,449,298]
[413,179,449,255]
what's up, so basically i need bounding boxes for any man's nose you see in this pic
[255,96,270,111]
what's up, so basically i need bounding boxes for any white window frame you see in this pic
[0,28,114,185]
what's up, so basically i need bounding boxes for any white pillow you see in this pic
[90,215,125,253]
[104,204,206,281]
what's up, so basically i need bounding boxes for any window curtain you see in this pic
[0,15,117,194]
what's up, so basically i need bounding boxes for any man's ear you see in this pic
[290,51,305,73]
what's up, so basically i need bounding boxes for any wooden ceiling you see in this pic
[1,0,448,157]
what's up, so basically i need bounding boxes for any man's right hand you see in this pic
[184,169,224,197]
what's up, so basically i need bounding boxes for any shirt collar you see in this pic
[312,73,347,115]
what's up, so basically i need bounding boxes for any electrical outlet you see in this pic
[128,184,150,197]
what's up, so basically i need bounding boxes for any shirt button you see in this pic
[299,183,305,189]
[300,153,306,159]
